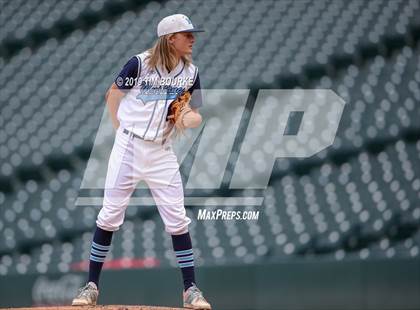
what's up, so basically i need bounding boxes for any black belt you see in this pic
[123,128,144,140]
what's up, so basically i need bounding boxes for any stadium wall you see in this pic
[0,257,419,309]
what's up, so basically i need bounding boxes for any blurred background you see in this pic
[0,0,420,309]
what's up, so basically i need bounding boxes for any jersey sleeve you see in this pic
[114,56,139,90]
[188,73,203,109]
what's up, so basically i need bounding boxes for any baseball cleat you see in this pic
[72,281,99,306]
[183,283,212,309]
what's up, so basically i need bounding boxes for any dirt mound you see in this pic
[1,306,184,310]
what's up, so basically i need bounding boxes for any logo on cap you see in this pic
[183,16,192,25]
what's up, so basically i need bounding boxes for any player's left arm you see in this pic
[183,73,203,128]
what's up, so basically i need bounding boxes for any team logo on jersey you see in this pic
[135,78,191,104]
[136,82,184,104]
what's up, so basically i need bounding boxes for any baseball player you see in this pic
[72,14,212,309]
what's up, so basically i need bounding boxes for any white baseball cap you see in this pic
[157,14,204,37]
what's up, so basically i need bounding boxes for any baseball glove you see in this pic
[167,91,193,132]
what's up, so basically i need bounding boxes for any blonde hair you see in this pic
[146,34,191,73]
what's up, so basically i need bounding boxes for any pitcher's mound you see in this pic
[1,306,185,310]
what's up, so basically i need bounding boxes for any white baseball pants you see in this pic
[96,126,191,234]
